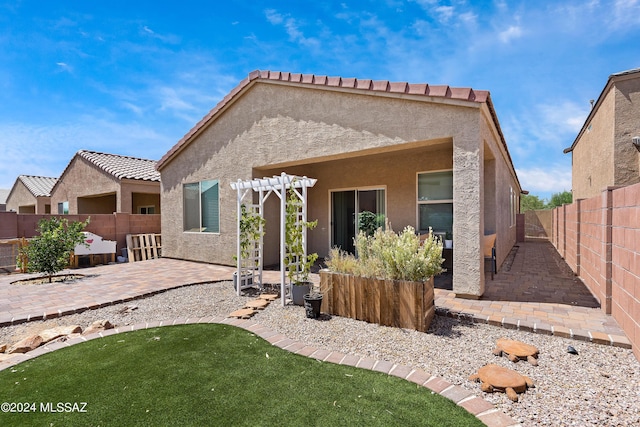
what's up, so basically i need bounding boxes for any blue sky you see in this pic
[1,1,639,201]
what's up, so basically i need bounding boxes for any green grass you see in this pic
[0,324,483,426]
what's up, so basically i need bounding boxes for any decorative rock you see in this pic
[39,325,83,343]
[469,363,535,402]
[245,299,270,310]
[83,320,114,335]
[567,345,579,355]
[118,305,138,314]
[259,294,279,301]
[7,335,43,354]
[493,338,539,366]
[228,308,256,319]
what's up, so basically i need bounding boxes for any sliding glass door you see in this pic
[331,188,385,253]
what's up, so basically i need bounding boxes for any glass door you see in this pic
[331,188,385,253]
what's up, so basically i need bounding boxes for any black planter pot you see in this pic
[303,293,323,319]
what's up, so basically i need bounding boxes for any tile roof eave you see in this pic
[156,70,493,171]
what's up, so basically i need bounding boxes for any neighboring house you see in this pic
[6,175,57,213]
[564,68,640,199]
[156,70,524,298]
[0,188,9,211]
[50,150,161,215]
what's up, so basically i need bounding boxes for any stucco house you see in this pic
[563,68,640,199]
[156,70,523,298]
[50,150,161,215]
[0,189,9,211]
[5,175,57,213]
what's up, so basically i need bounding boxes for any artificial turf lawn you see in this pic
[0,324,483,426]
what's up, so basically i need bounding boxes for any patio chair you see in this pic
[484,234,497,280]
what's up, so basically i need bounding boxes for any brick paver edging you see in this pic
[0,317,521,427]
[435,306,632,350]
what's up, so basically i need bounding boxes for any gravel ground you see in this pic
[1,281,639,426]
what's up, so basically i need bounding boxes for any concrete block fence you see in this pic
[0,212,160,256]
[552,182,640,360]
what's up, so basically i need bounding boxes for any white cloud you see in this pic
[56,62,72,72]
[264,9,320,49]
[0,119,174,189]
[498,25,522,43]
[435,6,454,23]
[516,165,572,195]
[265,9,284,25]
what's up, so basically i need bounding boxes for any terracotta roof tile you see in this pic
[341,77,356,88]
[18,175,58,197]
[372,80,390,91]
[427,85,451,97]
[407,83,428,95]
[327,76,341,87]
[78,150,160,181]
[157,70,502,170]
[389,82,408,93]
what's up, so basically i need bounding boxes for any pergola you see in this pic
[230,172,317,306]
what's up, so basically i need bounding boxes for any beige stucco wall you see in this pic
[613,78,640,187]
[572,90,616,200]
[51,157,160,214]
[572,74,640,200]
[6,181,51,214]
[159,81,519,297]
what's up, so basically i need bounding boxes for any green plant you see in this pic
[233,203,266,267]
[284,185,318,287]
[445,231,452,240]
[324,247,359,274]
[19,217,90,283]
[327,225,444,282]
[357,210,385,236]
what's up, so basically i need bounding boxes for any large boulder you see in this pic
[39,325,83,343]
[7,335,43,354]
[83,320,114,335]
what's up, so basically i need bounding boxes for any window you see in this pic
[417,170,453,234]
[139,206,155,214]
[57,201,69,214]
[510,187,517,227]
[183,180,219,233]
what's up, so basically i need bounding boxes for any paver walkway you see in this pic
[434,239,629,347]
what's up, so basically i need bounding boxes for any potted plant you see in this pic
[444,231,453,249]
[233,203,266,290]
[283,186,318,307]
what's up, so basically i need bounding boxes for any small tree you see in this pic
[21,217,90,282]
[547,191,573,208]
[520,194,546,212]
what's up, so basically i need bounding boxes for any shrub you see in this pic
[326,225,444,282]
[20,217,89,282]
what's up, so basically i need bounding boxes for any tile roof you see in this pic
[77,150,160,181]
[157,70,497,170]
[0,188,10,204]
[17,175,58,197]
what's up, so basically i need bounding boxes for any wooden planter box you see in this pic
[319,270,435,332]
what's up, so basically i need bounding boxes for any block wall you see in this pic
[552,183,640,360]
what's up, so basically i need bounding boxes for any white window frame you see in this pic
[183,179,220,233]
[416,169,453,235]
[138,205,155,215]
